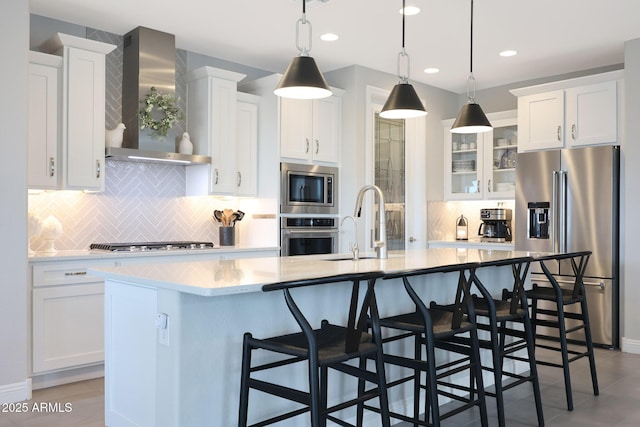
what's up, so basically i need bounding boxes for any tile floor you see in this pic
[1,346,640,426]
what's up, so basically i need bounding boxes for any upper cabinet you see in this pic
[41,33,116,192]
[236,92,260,197]
[279,90,344,164]
[185,66,260,197]
[511,71,622,152]
[443,110,518,201]
[28,52,62,190]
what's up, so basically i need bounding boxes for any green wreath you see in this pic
[138,86,184,139]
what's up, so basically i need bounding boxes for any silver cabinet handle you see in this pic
[488,179,492,192]
[96,160,101,178]
[557,125,562,141]
[49,157,55,177]
[305,138,310,153]
[409,237,417,242]
[237,171,242,187]
[571,124,576,140]
[214,168,219,185]
[64,271,87,276]
[315,139,319,154]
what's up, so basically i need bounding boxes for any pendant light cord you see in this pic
[296,0,312,55]
[397,0,410,82]
[467,0,477,102]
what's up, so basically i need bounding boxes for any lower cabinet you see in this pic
[32,283,104,373]
[29,249,279,383]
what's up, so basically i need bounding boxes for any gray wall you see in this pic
[0,0,28,401]
[623,39,640,347]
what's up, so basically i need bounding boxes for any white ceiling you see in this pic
[29,0,640,94]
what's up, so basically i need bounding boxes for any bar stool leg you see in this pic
[488,319,506,427]
[320,364,328,427]
[523,311,545,426]
[580,297,600,396]
[414,333,423,427]
[425,337,441,427]
[470,328,489,427]
[309,355,321,427]
[555,297,574,411]
[238,333,252,427]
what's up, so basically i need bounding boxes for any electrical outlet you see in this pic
[156,313,170,347]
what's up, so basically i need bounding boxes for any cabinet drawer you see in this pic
[32,260,117,287]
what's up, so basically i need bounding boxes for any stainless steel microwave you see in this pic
[280,162,338,214]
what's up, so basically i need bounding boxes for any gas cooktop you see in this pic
[90,241,215,252]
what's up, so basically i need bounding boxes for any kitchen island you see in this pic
[92,248,538,427]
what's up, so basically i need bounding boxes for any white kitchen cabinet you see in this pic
[185,66,247,196]
[42,33,116,192]
[280,90,343,163]
[236,92,259,197]
[511,71,622,152]
[443,110,518,200]
[31,259,117,375]
[29,248,279,386]
[28,52,61,190]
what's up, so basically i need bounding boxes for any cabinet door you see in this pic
[28,61,60,190]
[484,115,518,199]
[444,130,482,200]
[312,96,341,163]
[280,98,313,160]
[236,96,258,197]
[517,90,564,152]
[565,80,617,147]
[63,47,106,191]
[32,283,105,373]
[209,78,238,195]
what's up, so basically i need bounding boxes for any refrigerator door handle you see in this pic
[552,170,559,252]
[560,170,568,253]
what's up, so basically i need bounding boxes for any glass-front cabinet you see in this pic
[443,110,517,200]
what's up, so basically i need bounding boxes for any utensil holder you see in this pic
[219,227,235,246]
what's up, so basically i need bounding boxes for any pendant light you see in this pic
[274,0,332,99]
[380,0,427,119]
[451,0,492,133]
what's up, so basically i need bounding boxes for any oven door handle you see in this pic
[282,228,338,235]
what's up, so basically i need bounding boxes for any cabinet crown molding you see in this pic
[510,70,623,98]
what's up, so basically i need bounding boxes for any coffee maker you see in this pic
[478,208,512,242]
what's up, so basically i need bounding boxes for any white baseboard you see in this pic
[32,364,104,390]
[621,337,640,354]
[0,378,32,403]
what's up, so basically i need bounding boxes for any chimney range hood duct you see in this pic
[107,26,211,165]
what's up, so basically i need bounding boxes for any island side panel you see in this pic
[105,280,158,427]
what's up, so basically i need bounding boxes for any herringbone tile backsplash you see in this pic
[28,161,277,250]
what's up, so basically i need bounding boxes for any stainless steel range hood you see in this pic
[111,26,210,165]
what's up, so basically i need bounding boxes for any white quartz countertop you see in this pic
[28,245,280,262]
[89,248,548,297]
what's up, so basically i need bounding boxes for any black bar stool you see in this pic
[436,256,545,427]
[238,271,391,427]
[523,251,599,411]
[372,262,488,427]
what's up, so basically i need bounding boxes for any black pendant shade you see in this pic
[451,102,492,134]
[380,82,426,119]
[274,55,332,99]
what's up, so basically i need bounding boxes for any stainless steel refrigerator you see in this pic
[515,145,620,348]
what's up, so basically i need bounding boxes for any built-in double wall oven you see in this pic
[280,163,339,256]
[280,217,339,256]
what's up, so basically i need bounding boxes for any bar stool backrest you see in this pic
[387,262,480,331]
[262,271,386,355]
[473,257,534,314]
[537,251,591,299]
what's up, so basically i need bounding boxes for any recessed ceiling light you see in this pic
[400,6,420,16]
[320,33,339,42]
[499,50,518,57]
[424,67,440,74]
